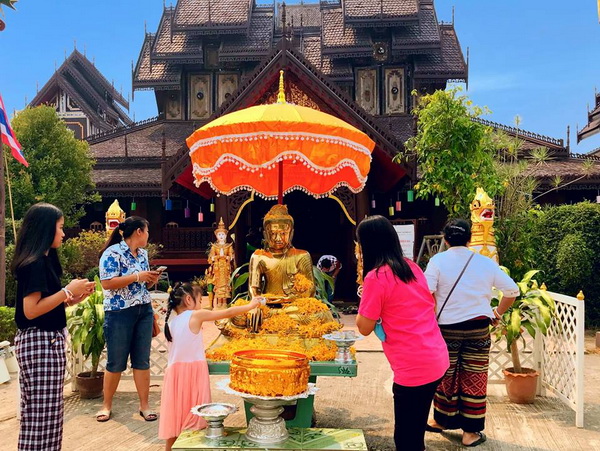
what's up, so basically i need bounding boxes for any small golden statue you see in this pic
[248,204,315,301]
[105,200,126,231]
[206,218,236,310]
[354,241,364,298]
[469,188,498,262]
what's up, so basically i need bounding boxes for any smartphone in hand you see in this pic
[155,266,167,273]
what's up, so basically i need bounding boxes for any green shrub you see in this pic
[532,202,600,325]
[0,307,17,344]
[59,230,106,277]
[4,244,17,307]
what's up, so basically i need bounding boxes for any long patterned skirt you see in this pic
[15,327,67,451]
[433,319,490,433]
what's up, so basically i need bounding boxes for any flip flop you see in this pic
[95,410,111,422]
[139,410,158,422]
[464,432,487,447]
[425,424,444,433]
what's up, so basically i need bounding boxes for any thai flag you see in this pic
[0,93,28,167]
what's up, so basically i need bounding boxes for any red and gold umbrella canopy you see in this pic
[186,71,375,201]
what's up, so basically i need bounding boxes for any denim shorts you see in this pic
[103,302,153,373]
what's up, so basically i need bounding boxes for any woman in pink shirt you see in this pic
[356,216,449,451]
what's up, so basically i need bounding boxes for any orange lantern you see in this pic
[186,71,375,203]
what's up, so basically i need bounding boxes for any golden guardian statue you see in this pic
[469,188,498,262]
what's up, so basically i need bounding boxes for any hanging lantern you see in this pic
[184,200,191,218]
[210,199,215,213]
[407,189,414,202]
[371,195,376,209]
[596,196,600,204]
[434,197,440,207]
[198,207,204,222]
[395,193,401,212]
[388,200,394,217]
[130,198,137,211]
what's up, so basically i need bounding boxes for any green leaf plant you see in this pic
[491,269,556,374]
[66,277,105,377]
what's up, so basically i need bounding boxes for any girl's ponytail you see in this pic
[164,282,191,342]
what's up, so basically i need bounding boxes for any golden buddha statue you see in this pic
[248,204,315,301]
[207,218,236,310]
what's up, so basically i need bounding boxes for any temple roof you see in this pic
[413,25,466,81]
[343,0,419,26]
[152,6,204,63]
[133,0,467,89]
[133,34,181,90]
[525,155,600,186]
[577,92,600,142]
[173,0,250,34]
[29,49,132,130]
[220,7,274,61]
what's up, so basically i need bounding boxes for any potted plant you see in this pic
[66,276,106,399]
[492,269,556,403]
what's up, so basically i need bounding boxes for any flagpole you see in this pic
[4,151,16,241]
[0,143,6,306]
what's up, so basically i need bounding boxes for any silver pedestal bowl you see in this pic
[191,403,238,439]
[323,330,363,363]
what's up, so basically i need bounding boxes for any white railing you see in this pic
[488,290,585,427]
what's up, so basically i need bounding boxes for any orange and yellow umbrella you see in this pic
[186,71,375,202]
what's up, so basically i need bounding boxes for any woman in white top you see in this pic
[424,219,519,447]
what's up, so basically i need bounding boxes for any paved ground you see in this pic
[1,318,599,450]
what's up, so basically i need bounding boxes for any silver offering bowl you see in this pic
[191,403,238,439]
[323,330,364,363]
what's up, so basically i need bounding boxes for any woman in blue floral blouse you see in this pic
[96,216,160,423]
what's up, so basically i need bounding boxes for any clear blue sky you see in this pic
[1,0,599,153]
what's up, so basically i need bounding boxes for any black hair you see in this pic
[99,216,149,258]
[164,282,203,342]
[320,258,333,269]
[356,215,416,284]
[443,219,472,247]
[12,203,64,277]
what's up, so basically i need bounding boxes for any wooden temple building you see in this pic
[27,0,600,299]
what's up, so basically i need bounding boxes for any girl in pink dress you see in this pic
[159,282,259,451]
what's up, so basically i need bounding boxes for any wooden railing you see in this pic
[160,227,214,252]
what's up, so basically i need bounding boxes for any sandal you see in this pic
[425,423,444,433]
[464,432,487,447]
[139,409,158,422]
[95,410,111,422]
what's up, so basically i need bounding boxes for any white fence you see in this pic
[488,290,585,427]
[66,290,586,427]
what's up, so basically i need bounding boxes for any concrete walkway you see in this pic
[1,317,599,450]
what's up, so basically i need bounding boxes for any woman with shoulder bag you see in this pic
[355,216,449,451]
[13,203,95,450]
[96,216,160,423]
[424,219,519,447]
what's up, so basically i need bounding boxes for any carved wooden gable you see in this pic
[166,90,182,120]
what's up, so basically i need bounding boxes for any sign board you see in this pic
[394,224,415,260]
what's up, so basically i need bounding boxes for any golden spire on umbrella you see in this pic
[277,70,286,104]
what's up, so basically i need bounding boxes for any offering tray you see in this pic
[217,378,318,445]
[323,330,363,364]
[190,403,238,439]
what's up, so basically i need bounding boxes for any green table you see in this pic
[173,427,367,450]
[208,360,357,428]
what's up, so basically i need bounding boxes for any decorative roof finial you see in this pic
[566,125,570,150]
[277,70,286,104]
[452,6,455,25]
